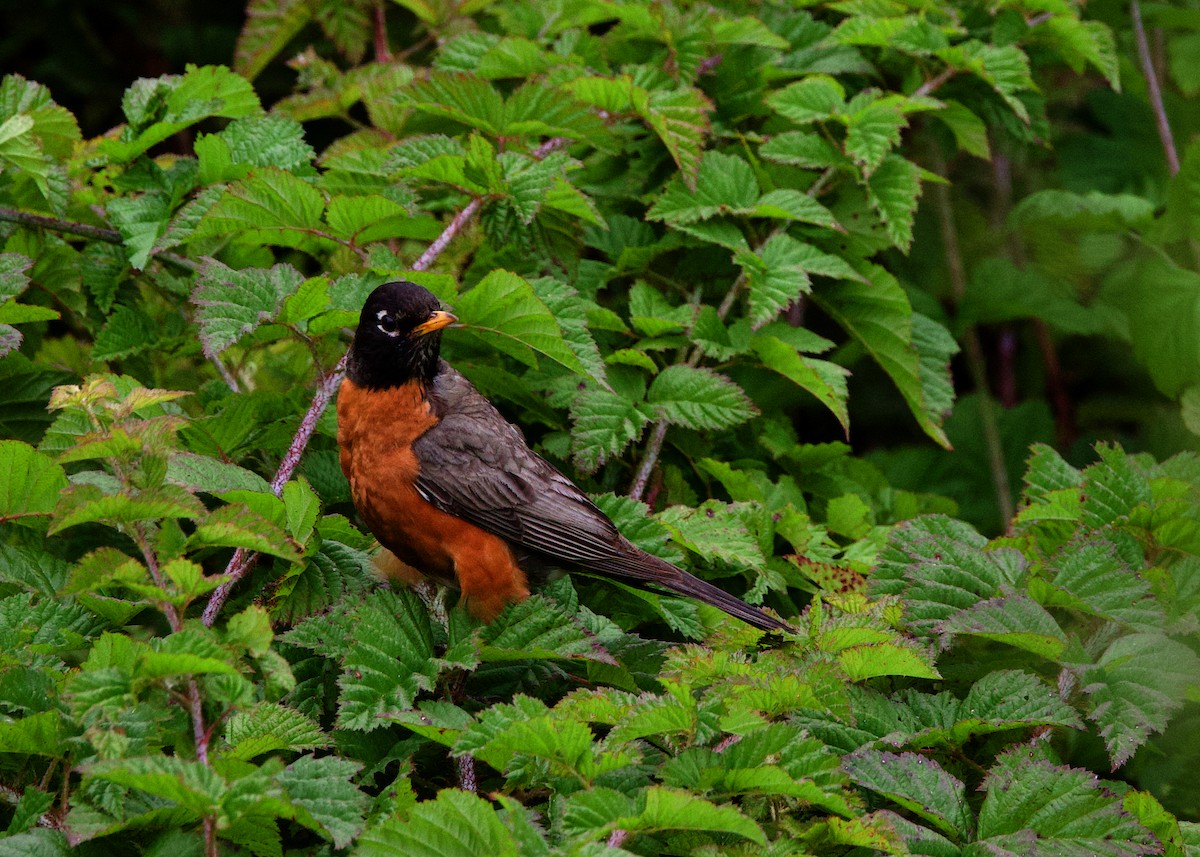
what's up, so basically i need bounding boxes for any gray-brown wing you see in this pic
[411,369,629,567]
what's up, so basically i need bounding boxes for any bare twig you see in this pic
[0,205,200,273]
[1131,0,1180,175]
[0,206,121,243]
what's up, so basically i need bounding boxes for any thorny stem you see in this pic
[913,66,957,99]
[1131,0,1180,176]
[930,147,1014,525]
[373,2,391,63]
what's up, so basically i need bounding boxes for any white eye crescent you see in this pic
[376,309,400,337]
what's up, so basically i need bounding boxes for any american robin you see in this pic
[336,281,791,633]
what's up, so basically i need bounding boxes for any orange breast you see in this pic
[336,378,530,620]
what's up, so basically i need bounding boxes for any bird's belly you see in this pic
[337,379,531,619]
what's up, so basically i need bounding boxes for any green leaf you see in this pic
[814,266,955,447]
[936,100,991,159]
[336,590,438,731]
[568,386,648,475]
[658,501,763,569]
[104,65,262,163]
[189,502,302,563]
[223,703,328,761]
[192,167,327,250]
[740,235,859,328]
[1043,539,1162,631]
[82,756,222,817]
[1011,189,1155,231]
[454,269,594,380]
[616,786,766,845]
[646,365,758,430]
[0,253,58,356]
[0,440,68,526]
[768,75,846,125]
[167,452,271,494]
[237,0,314,81]
[937,593,1068,658]
[1034,16,1120,90]
[865,153,922,250]
[0,710,65,756]
[873,516,1022,635]
[399,73,505,134]
[278,755,367,848]
[844,103,907,175]
[358,789,523,857]
[51,483,205,533]
[1077,633,1200,768]
[752,334,850,433]
[191,260,305,357]
[91,304,157,360]
[646,151,758,224]
[1103,253,1200,398]
[976,750,1158,855]
[843,750,971,839]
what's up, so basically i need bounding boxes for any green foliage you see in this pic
[0,0,1196,853]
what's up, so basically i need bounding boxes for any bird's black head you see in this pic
[346,281,457,389]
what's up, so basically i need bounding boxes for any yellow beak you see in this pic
[412,310,457,336]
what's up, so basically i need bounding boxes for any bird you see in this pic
[336,280,792,633]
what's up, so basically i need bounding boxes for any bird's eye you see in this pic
[378,313,399,334]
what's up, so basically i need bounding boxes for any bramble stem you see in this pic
[1131,0,1180,175]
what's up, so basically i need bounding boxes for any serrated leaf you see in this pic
[0,440,68,526]
[454,269,593,380]
[977,750,1159,855]
[646,365,757,430]
[189,502,301,563]
[938,593,1068,658]
[865,153,922,250]
[223,705,328,758]
[0,710,65,756]
[167,452,271,494]
[91,304,157,361]
[103,65,262,163]
[278,755,367,848]
[1078,633,1200,768]
[843,750,971,839]
[617,786,766,844]
[191,260,305,357]
[768,75,846,125]
[1044,539,1162,631]
[568,386,648,475]
[873,516,1023,635]
[815,267,955,446]
[658,501,763,569]
[0,253,58,356]
[51,483,204,533]
[336,590,438,731]
[845,102,908,174]
[192,167,326,249]
[752,334,850,432]
[646,151,758,225]
[357,788,521,857]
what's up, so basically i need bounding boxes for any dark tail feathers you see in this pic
[602,550,795,634]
